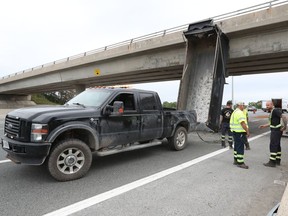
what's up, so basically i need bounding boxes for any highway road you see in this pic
[0,110,287,216]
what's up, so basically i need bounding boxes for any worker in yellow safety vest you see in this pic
[230,102,250,169]
[242,106,251,150]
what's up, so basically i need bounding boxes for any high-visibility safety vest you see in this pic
[243,109,248,120]
[269,109,281,129]
[230,108,248,133]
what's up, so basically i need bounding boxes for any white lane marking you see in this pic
[248,131,270,142]
[43,148,228,216]
[0,159,11,164]
[249,120,260,122]
[274,180,286,186]
[43,131,270,216]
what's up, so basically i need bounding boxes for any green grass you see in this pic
[31,94,59,105]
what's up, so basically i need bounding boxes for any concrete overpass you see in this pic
[1,0,288,95]
[0,0,288,130]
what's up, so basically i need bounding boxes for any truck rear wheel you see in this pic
[168,126,188,151]
[47,139,92,181]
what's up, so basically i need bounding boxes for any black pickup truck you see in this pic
[1,88,197,181]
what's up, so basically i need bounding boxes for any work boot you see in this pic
[276,160,281,166]
[229,143,233,149]
[237,163,249,169]
[263,161,276,167]
[245,143,251,150]
[221,142,226,148]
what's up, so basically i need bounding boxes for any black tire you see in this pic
[47,139,92,181]
[167,126,188,151]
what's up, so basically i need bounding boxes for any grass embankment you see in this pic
[31,94,59,105]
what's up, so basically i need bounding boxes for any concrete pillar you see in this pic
[75,84,86,94]
[0,94,36,109]
[278,184,288,215]
[178,20,229,131]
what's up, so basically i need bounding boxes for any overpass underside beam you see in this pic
[178,20,229,132]
[227,51,288,76]
[227,26,288,76]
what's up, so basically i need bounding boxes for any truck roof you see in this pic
[86,87,157,94]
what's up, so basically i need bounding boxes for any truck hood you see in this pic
[7,105,101,122]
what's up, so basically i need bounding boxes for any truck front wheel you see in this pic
[47,139,92,181]
[168,126,188,151]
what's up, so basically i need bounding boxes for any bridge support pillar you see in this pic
[178,20,229,131]
[0,94,36,109]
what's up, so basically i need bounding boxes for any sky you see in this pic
[1,0,287,104]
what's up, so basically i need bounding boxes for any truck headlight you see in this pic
[31,123,49,142]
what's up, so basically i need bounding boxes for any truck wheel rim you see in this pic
[176,131,185,147]
[57,148,85,174]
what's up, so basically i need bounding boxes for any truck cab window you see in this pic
[110,93,136,111]
[139,93,157,110]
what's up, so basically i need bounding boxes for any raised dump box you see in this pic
[178,19,229,132]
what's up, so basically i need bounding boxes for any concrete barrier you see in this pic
[0,100,36,109]
[0,109,14,118]
[278,183,288,215]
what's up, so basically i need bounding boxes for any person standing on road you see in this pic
[259,101,287,167]
[220,100,234,148]
[230,102,250,169]
[242,105,251,150]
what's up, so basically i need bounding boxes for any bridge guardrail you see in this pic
[1,0,288,80]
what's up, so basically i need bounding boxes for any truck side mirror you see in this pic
[113,101,124,115]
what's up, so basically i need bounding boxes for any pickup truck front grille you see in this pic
[5,115,21,139]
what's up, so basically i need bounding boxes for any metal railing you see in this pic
[1,0,288,80]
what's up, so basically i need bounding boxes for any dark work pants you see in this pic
[269,130,282,162]
[242,134,249,144]
[221,122,233,146]
[233,132,245,164]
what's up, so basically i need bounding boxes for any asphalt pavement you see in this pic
[0,109,287,216]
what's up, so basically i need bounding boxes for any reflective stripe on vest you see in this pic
[270,124,281,128]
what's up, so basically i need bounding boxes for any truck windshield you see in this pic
[66,90,112,107]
